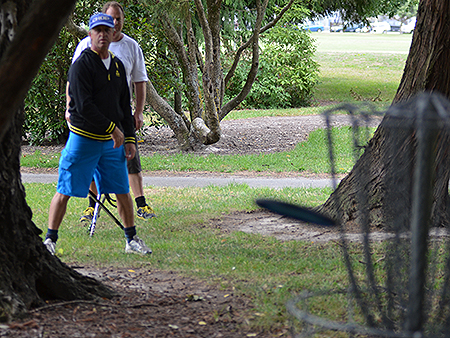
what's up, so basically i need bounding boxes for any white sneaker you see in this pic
[44,238,56,255]
[125,236,152,255]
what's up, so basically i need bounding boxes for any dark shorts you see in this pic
[57,133,129,197]
[127,143,142,174]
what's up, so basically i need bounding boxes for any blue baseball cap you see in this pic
[89,13,115,30]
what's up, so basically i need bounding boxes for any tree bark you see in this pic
[0,0,115,322]
[319,0,450,229]
[65,13,88,39]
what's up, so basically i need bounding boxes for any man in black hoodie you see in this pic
[43,13,151,255]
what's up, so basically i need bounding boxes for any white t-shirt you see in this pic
[72,33,148,98]
[102,54,111,69]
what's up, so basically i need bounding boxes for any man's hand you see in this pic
[65,109,71,123]
[134,112,144,130]
[111,127,124,148]
[134,81,146,130]
[125,143,136,160]
[65,82,71,123]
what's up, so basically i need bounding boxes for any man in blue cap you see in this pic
[73,2,156,222]
[43,13,151,255]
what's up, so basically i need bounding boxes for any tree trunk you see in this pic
[146,81,192,150]
[0,0,115,322]
[319,0,450,229]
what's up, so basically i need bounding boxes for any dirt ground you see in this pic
[9,114,384,337]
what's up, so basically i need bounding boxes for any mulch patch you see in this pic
[3,267,285,337]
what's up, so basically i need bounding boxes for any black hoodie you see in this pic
[67,48,136,145]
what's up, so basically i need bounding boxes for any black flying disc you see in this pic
[256,199,335,226]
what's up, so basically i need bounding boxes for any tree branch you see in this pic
[220,0,270,119]
[65,13,88,39]
[159,12,203,119]
[194,0,212,61]
[224,0,294,89]
[145,81,191,150]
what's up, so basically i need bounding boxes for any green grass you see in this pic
[28,182,334,262]
[28,182,409,334]
[313,32,412,54]
[223,106,326,120]
[21,150,60,168]
[312,32,410,105]
[314,52,406,104]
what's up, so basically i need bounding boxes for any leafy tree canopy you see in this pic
[309,0,418,23]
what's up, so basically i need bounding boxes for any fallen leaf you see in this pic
[186,294,204,301]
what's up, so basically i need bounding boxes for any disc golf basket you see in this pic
[259,93,450,337]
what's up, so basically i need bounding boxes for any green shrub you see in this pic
[225,26,319,109]
[24,28,73,145]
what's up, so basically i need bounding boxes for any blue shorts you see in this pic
[57,133,129,198]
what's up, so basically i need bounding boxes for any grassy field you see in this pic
[314,32,412,53]
[23,33,409,335]
[221,32,412,119]
[312,32,411,105]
